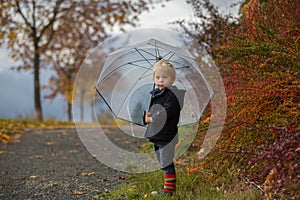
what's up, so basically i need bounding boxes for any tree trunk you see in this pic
[91,100,95,122]
[34,49,43,121]
[67,100,72,122]
[67,75,73,122]
[67,84,72,122]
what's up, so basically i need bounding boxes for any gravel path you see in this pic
[0,128,147,199]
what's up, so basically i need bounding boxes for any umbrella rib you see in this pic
[96,86,146,127]
[99,61,152,84]
[95,87,118,119]
[134,48,156,72]
[174,75,200,126]
[98,64,127,84]
[152,46,194,70]
[116,69,149,118]
[116,48,154,117]
[117,117,146,127]
[175,66,190,69]
[137,47,180,66]
[157,49,188,68]
[163,51,175,61]
[128,62,152,70]
[99,46,159,83]
[136,48,157,63]
[154,40,162,60]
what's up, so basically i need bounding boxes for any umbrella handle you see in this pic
[148,83,155,110]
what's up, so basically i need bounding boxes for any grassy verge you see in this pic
[98,168,262,200]
[98,122,262,199]
[0,118,74,143]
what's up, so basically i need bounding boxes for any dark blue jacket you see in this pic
[144,86,185,143]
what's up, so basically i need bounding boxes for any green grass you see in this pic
[97,123,262,200]
[97,169,262,200]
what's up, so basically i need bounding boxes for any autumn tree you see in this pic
[43,0,168,122]
[0,0,165,121]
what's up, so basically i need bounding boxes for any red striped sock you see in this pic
[163,174,176,193]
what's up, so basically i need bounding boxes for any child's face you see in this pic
[154,70,174,90]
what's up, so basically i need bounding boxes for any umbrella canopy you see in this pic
[95,38,214,127]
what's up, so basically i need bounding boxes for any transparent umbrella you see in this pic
[95,38,214,127]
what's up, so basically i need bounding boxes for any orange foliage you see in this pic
[183,0,299,199]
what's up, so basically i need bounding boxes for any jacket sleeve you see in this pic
[163,93,181,118]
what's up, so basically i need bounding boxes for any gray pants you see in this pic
[154,135,178,169]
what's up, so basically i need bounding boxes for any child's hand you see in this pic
[145,111,153,123]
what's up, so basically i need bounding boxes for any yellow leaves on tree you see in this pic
[0,0,163,122]
[8,30,16,39]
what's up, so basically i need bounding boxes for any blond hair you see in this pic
[152,60,176,82]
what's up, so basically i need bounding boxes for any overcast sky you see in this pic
[0,0,240,120]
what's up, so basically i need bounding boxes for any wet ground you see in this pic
[0,128,147,199]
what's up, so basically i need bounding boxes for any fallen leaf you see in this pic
[51,152,60,157]
[69,150,79,153]
[98,178,108,182]
[11,176,26,180]
[46,141,55,145]
[30,176,38,179]
[0,151,8,154]
[74,142,81,146]
[73,191,86,195]
[34,155,43,159]
[81,172,95,176]
[1,133,10,141]
[8,134,22,143]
